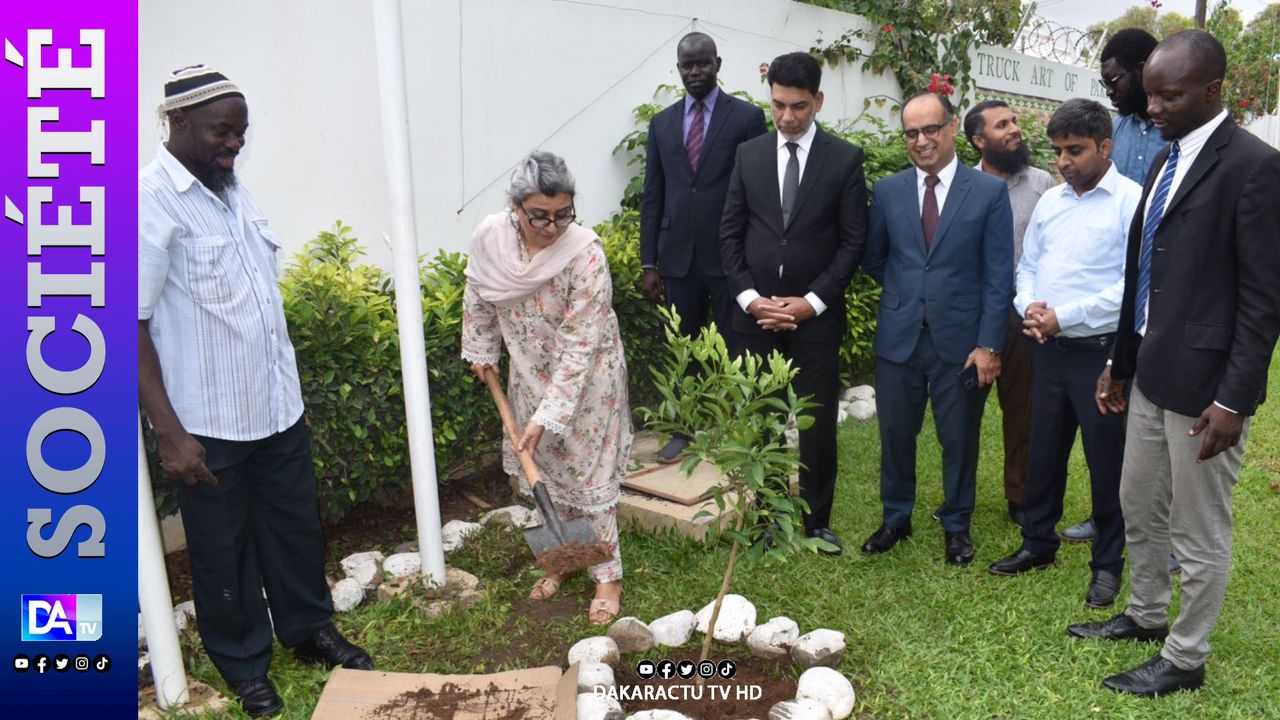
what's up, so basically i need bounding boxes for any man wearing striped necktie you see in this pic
[1066,31,1280,697]
[640,32,767,463]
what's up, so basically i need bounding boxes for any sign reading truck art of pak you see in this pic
[970,43,1104,104]
[0,1,137,716]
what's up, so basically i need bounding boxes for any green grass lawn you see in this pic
[163,359,1280,719]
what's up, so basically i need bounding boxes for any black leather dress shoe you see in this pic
[227,676,284,718]
[1085,569,1122,608]
[808,527,843,556]
[656,433,689,464]
[1102,653,1205,697]
[988,548,1055,576]
[292,625,374,670]
[861,523,912,555]
[1060,517,1096,543]
[1066,612,1168,642]
[944,531,975,565]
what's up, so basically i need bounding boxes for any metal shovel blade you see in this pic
[523,483,598,556]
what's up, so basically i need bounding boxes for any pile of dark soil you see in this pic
[369,682,538,720]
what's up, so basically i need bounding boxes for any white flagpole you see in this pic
[372,0,447,587]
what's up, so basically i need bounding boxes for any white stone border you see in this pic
[574,595,856,720]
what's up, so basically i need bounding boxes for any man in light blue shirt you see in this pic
[1100,29,1166,185]
[1064,29,1179,573]
[988,99,1141,611]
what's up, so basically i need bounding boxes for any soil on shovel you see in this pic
[536,540,614,576]
[613,647,797,719]
[368,681,536,720]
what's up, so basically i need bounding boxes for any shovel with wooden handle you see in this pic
[480,367,613,576]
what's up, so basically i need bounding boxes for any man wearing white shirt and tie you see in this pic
[719,52,867,553]
[987,100,1141,612]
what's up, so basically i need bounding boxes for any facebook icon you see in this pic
[21,594,103,642]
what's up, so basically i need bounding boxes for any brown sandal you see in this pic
[529,576,561,601]
[588,597,620,626]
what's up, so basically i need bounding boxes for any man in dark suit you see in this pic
[860,92,1014,566]
[641,32,768,463]
[1067,31,1280,697]
[719,51,867,554]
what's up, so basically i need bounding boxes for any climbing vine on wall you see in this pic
[804,0,1023,105]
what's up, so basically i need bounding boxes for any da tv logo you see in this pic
[21,595,102,642]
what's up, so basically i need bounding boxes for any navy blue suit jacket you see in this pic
[863,162,1014,365]
[640,92,767,278]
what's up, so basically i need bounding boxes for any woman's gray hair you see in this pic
[507,150,576,204]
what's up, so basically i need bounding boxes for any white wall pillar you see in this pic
[137,414,190,708]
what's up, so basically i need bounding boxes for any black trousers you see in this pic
[179,417,334,682]
[737,331,840,530]
[875,331,987,532]
[664,268,739,357]
[1020,337,1126,574]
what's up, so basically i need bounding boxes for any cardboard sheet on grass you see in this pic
[622,459,723,505]
[312,664,578,720]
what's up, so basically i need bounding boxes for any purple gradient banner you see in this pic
[0,2,137,716]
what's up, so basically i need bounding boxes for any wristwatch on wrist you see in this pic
[981,346,1001,357]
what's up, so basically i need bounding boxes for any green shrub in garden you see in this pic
[417,250,502,480]
[280,223,502,522]
[597,210,666,412]
[281,222,408,521]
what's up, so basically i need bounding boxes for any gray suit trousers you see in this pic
[1120,379,1249,670]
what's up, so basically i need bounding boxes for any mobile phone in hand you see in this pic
[957,364,979,391]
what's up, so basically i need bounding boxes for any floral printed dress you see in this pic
[462,215,632,581]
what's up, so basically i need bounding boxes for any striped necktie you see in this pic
[685,100,705,171]
[1134,141,1180,333]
